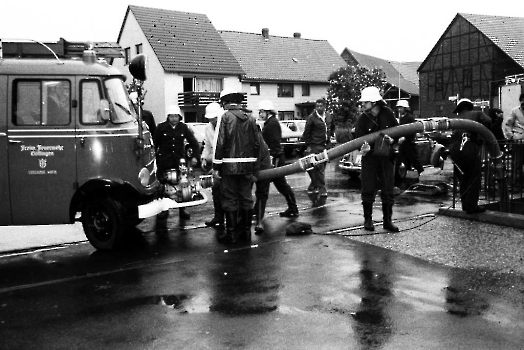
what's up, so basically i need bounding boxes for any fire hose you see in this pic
[256,118,509,211]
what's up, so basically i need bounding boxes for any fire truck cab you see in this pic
[0,39,206,250]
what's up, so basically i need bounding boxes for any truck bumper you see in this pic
[138,190,209,218]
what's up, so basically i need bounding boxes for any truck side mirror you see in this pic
[129,54,147,81]
[99,100,111,121]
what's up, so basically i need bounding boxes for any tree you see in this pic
[327,65,388,129]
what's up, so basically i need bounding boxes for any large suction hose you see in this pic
[257,118,508,211]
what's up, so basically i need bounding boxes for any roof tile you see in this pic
[345,49,420,95]
[460,13,524,69]
[128,5,244,75]
[218,30,347,82]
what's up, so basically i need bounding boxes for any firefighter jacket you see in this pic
[154,120,200,172]
[355,105,399,152]
[451,110,492,144]
[398,111,416,143]
[257,132,272,172]
[213,105,260,175]
[262,115,283,157]
[302,110,336,148]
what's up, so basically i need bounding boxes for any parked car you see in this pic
[186,122,207,158]
[256,120,305,156]
[280,122,305,156]
[339,130,447,180]
[281,119,336,153]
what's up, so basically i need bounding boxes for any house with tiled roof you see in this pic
[341,48,421,117]
[112,5,245,122]
[418,13,524,118]
[219,28,347,119]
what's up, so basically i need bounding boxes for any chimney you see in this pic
[293,32,301,39]
[262,28,269,39]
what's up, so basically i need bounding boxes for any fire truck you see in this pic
[0,39,207,250]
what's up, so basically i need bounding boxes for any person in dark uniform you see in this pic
[154,105,200,219]
[213,89,260,244]
[394,99,423,185]
[488,108,504,143]
[448,98,492,214]
[355,86,399,232]
[449,98,491,214]
[257,100,299,218]
[129,91,156,136]
[141,109,157,137]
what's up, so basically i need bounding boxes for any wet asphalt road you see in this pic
[0,157,523,349]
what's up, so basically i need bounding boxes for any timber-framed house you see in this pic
[418,13,524,118]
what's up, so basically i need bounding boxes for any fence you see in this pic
[451,139,524,214]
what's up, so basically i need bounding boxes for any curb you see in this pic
[438,208,524,229]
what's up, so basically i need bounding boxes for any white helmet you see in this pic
[359,86,383,103]
[396,100,410,108]
[453,98,473,114]
[258,100,275,111]
[166,105,182,116]
[220,88,244,103]
[205,102,223,119]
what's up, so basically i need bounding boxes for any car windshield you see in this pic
[280,124,293,133]
[104,77,135,124]
[188,123,207,141]
[295,121,306,132]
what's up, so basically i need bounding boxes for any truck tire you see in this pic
[82,197,126,250]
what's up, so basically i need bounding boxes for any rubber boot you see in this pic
[363,202,374,231]
[383,203,399,232]
[218,211,237,244]
[254,199,266,235]
[279,193,299,217]
[238,209,252,242]
[205,190,224,227]
[179,207,190,220]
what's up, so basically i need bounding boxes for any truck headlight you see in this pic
[138,167,150,187]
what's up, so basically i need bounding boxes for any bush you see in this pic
[335,127,352,144]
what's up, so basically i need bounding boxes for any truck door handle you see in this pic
[9,140,23,144]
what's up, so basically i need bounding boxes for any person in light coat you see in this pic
[201,102,225,228]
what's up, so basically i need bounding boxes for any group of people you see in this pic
[135,85,521,243]
[147,89,332,244]
[448,93,524,213]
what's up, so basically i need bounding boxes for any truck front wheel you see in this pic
[82,197,126,250]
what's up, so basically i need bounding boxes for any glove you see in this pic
[360,141,371,155]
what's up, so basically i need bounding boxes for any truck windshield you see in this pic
[104,78,136,124]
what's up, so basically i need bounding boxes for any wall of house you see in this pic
[243,82,328,119]
[112,11,166,125]
[113,11,244,124]
[418,16,524,118]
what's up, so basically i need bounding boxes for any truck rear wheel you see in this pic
[82,197,126,250]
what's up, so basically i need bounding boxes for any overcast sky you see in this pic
[2,0,523,62]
